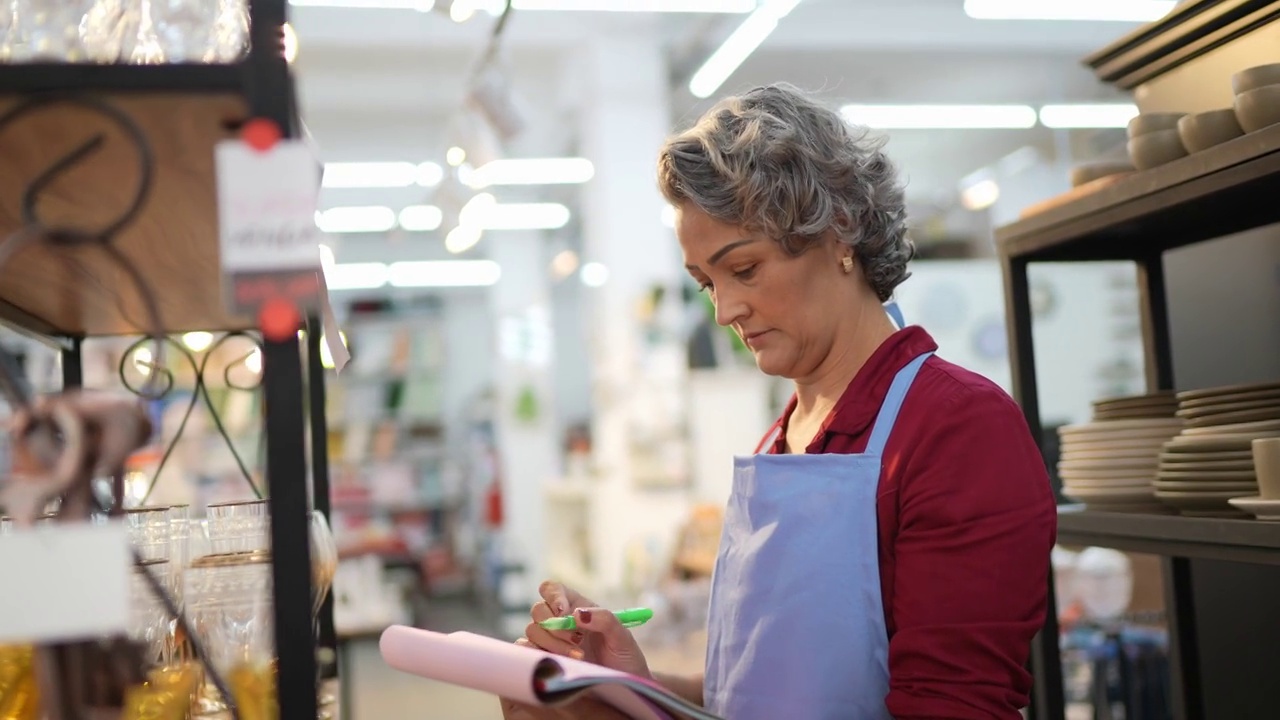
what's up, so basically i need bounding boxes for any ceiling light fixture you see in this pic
[473,202,572,230]
[960,178,1001,211]
[510,0,754,11]
[840,104,1038,129]
[1039,103,1140,128]
[316,206,397,233]
[325,262,391,290]
[580,262,610,288]
[689,0,804,99]
[398,205,445,231]
[322,162,442,189]
[281,23,299,63]
[289,0,436,9]
[388,260,502,287]
[445,225,483,254]
[963,0,1175,22]
[466,157,595,188]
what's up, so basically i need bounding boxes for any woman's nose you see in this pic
[713,289,747,328]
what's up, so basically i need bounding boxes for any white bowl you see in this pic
[1177,108,1243,153]
[1127,129,1188,170]
[1128,113,1186,138]
[1234,84,1280,133]
[1232,63,1280,95]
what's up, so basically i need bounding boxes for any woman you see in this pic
[504,83,1056,720]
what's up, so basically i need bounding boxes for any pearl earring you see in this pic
[841,257,854,273]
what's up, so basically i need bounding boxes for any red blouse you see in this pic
[763,326,1057,719]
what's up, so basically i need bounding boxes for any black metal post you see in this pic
[61,337,82,389]
[1135,254,1202,720]
[262,331,317,720]
[1001,255,1066,720]
[305,320,338,672]
[1135,255,1175,394]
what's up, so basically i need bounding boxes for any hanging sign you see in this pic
[0,521,131,644]
[215,118,324,317]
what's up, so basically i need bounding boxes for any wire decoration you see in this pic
[0,92,240,720]
[119,332,265,504]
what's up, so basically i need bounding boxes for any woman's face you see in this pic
[676,202,858,379]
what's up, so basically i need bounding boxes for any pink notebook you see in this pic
[379,625,722,720]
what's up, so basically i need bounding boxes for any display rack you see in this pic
[997,3,1280,719]
[0,2,332,718]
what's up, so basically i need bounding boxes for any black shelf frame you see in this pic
[0,2,331,718]
[996,102,1280,720]
[998,5,1280,717]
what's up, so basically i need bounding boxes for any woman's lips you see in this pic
[743,330,772,348]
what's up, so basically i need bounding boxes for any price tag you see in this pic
[215,136,324,316]
[0,521,131,644]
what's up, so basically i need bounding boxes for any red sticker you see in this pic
[241,118,282,153]
[259,297,301,341]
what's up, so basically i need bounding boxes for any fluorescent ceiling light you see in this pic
[580,262,609,288]
[398,205,444,231]
[294,0,753,10]
[466,158,595,188]
[290,0,436,10]
[963,0,1175,22]
[510,0,753,11]
[445,225,483,254]
[316,206,397,233]
[388,260,502,287]
[1039,103,1139,128]
[841,104,1037,129]
[960,179,1000,211]
[322,162,442,189]
[689,0,804,99]
[475,202,572,230]
[325,262,390,290]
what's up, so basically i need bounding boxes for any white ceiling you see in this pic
[290,0,1147,250]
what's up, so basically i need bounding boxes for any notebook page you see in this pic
[379,626,673,718]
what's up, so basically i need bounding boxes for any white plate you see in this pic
[1059,456,1158,470]
[1177,381,1280,403]
[1063,486,1154,503]
[1182,420,1280,436]
[1227,496,1280,521]
[1151,480,1258,492]
[1156,469,1256,481]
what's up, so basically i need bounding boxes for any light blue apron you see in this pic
[703,349,933,719]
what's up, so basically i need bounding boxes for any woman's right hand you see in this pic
[523,580,652,680]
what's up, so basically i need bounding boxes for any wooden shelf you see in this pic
[1057,505,1280,565]
[0,88,253,336]
[996,121,1280,261]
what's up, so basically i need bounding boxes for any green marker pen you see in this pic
[539,607,654,631]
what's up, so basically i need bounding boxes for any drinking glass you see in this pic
[206,499,268,555]
[184,549,273,718]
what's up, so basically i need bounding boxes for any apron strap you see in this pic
[884,300,905,330]
[754,420,783,455]
[864,351,934,456]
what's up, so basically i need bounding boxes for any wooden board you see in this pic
[0,92,254,336]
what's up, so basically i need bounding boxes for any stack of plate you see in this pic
[1154,381,1280,517]
[1092,391,1178,421]
[1059,393,1183,513]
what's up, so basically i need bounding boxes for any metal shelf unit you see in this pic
[0,2,334,718]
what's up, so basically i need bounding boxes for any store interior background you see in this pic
[7,0,1280,718]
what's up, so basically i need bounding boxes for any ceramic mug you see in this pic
[1252,438,1280,499]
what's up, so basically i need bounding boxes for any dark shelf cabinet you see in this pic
[997,3,1280,719]
[0,2,332,718]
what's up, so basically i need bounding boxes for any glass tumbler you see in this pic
[206,499,269,555]
[184,549,273,719]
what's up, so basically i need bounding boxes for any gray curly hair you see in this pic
[657,83,914,302]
